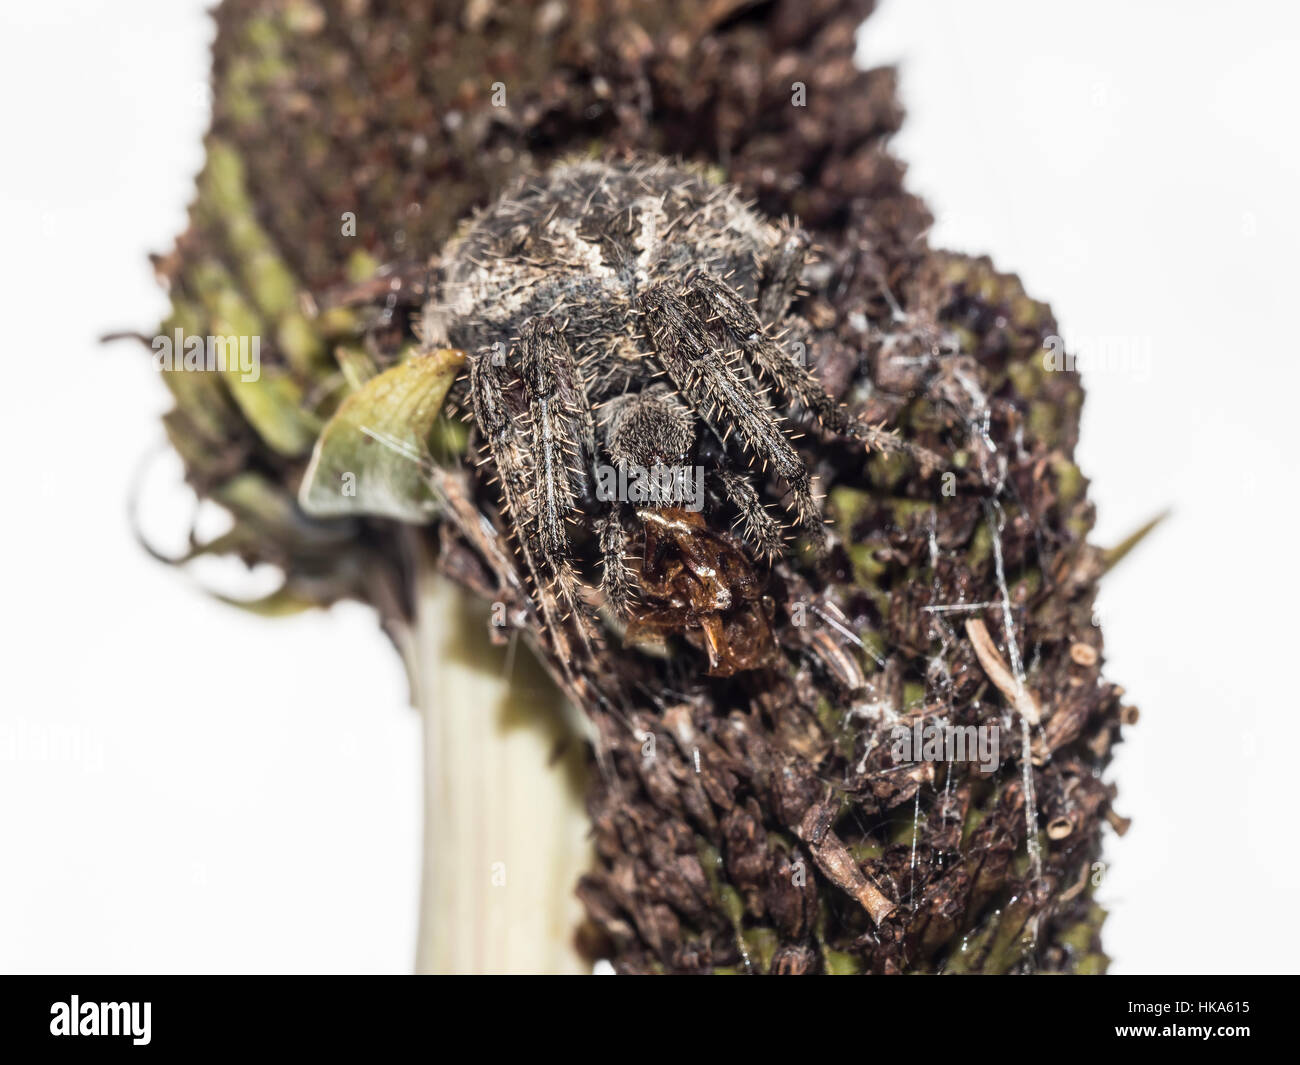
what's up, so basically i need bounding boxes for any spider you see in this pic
[421,157,902,658]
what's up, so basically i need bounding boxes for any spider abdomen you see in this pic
[427,157,783,400]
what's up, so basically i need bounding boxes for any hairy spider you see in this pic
[422,157,897,657]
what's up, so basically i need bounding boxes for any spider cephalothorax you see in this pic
[423,157,895,659]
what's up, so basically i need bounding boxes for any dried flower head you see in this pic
[142,0,1129,975]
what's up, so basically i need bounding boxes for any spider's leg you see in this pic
[689,269,903,455]
[467,345,537,552]
[756,224,810,325]
[717,468,784,562]
[597,503,635,621]
[740,235,920,460]
[427,463,590,708]
[467,347,562,630]
[688,268,850,436]
[519,315,595,550]
[518,316,599,629]
[638,282,824,547]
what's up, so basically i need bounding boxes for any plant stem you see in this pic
[407,564,592,974]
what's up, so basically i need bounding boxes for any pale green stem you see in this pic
[408,568,592,974]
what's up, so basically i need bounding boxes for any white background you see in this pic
[1,0,1296,973]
